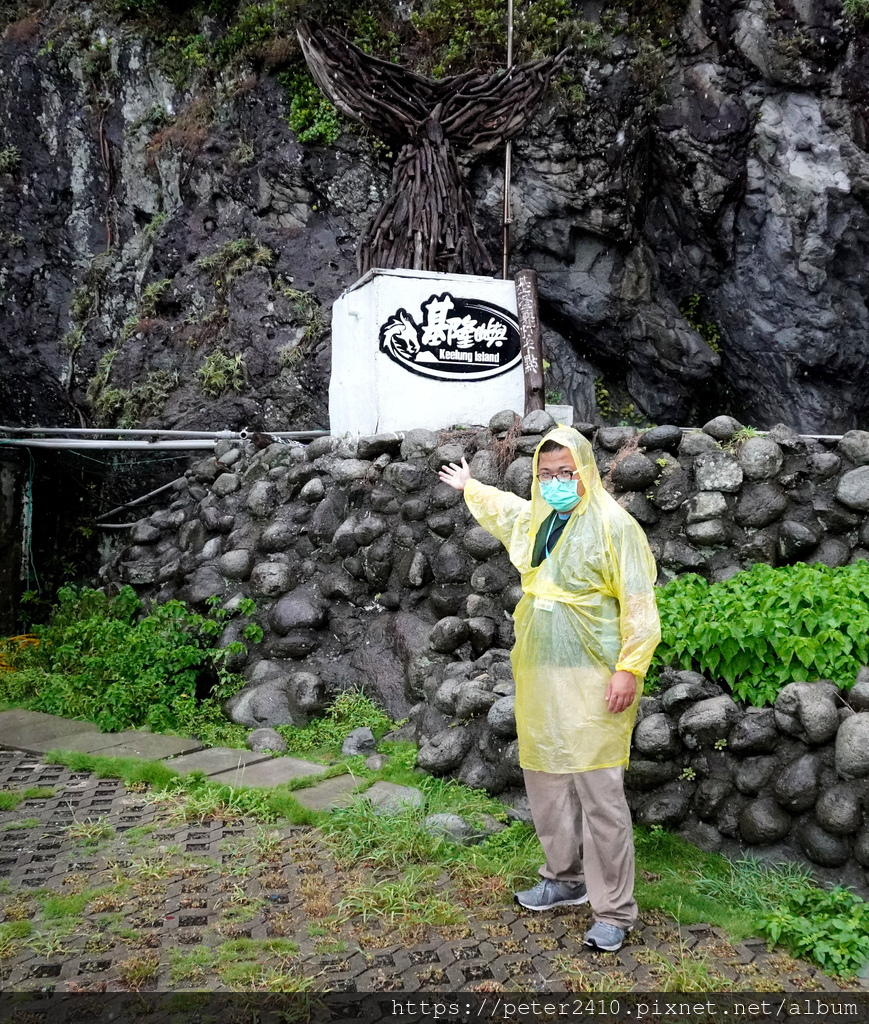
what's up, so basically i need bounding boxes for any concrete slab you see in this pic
[292,775,360,810]
[69,731,204,760]
[207,756,327,789]
[0,710,102,753]
[163,747,273,777]
[363,781,425,814]
[24,730,134,756]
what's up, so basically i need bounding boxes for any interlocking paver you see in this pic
[0,740,865,995]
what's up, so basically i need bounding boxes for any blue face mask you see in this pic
[539,478,580,513]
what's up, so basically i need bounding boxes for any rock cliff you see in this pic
[0,0,867,430]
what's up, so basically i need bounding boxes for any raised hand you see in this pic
[438,457,471,492]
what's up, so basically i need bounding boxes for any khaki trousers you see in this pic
[523,767,637,929]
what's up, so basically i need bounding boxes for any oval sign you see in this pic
[379,292,522,381]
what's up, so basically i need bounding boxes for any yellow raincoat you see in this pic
[464,425,661,773]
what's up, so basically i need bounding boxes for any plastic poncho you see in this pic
[464,425,661,773]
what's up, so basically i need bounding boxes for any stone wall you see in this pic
[101,410,869,881]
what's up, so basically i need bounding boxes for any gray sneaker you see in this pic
[514,878,589,911]
[583,921,629,951]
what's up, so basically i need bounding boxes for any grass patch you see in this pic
[0,787,55,811]
[276,690,393,761]
[117,951,160,989]
[339,865,465,928]
[1,817,41,830]
[67,819,115,844]
[0,920,33,958]
[168,945,215,985]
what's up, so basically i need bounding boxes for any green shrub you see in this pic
[843,0,869,22]
[652,562,869,705]
[278,69,342,145]
[197,350,245,397]
[2,586,247,736]
[412,0,572,77]
[758,884,869,977]
[277,690,392,758]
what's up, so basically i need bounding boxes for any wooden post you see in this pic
[515,269,545,414]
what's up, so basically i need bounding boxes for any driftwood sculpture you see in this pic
[298,21,564,276]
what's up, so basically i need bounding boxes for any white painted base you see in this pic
[329,269,525,435]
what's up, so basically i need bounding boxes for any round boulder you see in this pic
[429,616,470,654]
[637,783,693,826]
[487,696,516,738]
[504,457,533,499]
[685,519,731,546]
[638,425,683,452]
[835,713,869,778]
[798,820,850,867]
[455,686,499,720]
[839,429,869,466]
[423,813,483,845]
[247,480,278,518]
[250,561,294,598]
[735,482,789,528]
[778,520,819,561]
[836,467,869,512]
[693,451,743,492]
[247,727,287,754]
[611,453,658,492]
[774,682,840,745]
[464,526,504,560]
[738,436,784,481]
[633,713,682,759]
[815,784,862,835]
[702,415,743,440]
[773,754,820,812]
[728,710,778,754]
[269,590,325,635]
[847,679,869,712]
[522,409,556,434]
[739,798,791,844]
[734,756,778,795]
[416,726,473,774]
[678,696,742,750]
[219,549,253,580]
[342,727,377,757]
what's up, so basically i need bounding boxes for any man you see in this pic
[439,425,661,952]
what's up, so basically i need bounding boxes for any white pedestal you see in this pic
[329,269,525,435]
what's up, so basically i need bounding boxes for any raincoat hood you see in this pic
[526,425,603,541]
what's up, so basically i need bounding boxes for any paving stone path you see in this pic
[0,713,862,994]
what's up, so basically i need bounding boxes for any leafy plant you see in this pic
[843,0,869,22]
[757,885,869,977]
[278,69,342,144]
[2,585,246,734]
[651,562,869,705]
[0,145,21,173]
[142,211,167,244]
[277,690,391,758]
[411,0,572,77]
[680,292,722,353]
[196,237,273,291]
[197,350,246,397]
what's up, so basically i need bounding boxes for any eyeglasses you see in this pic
[536,470,579,483]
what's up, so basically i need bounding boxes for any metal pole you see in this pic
[502,0,514,280]
[95,477,187,523]
[0,426,327,439]
[0,439,218,451]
